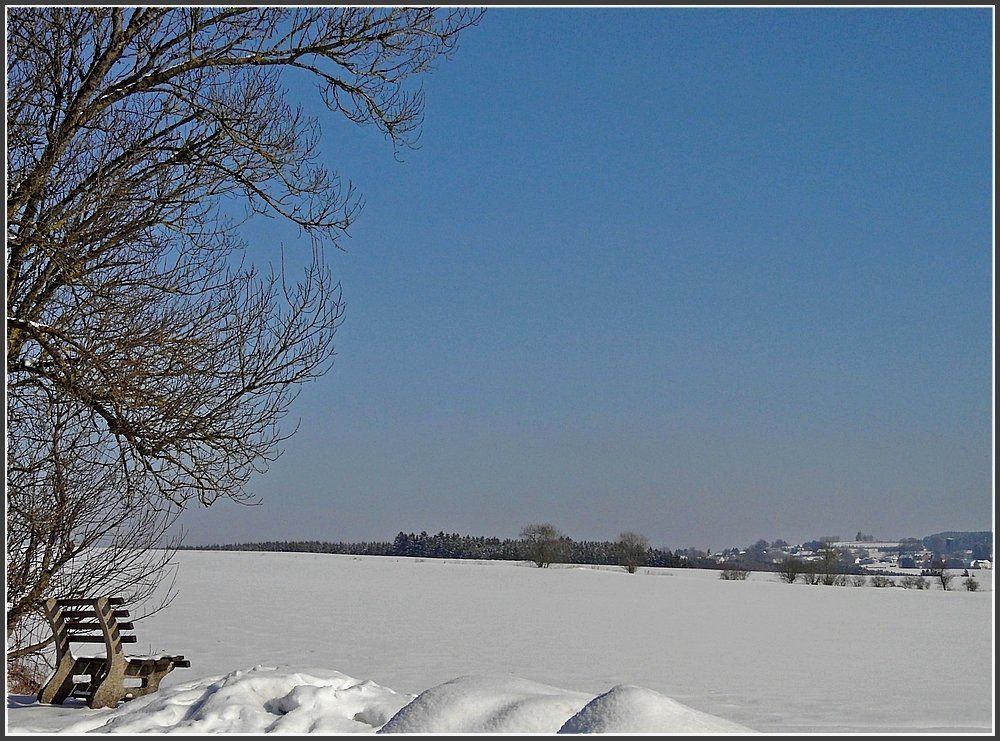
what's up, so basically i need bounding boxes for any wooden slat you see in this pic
[54,597,124,606]
[65,621,135,631]
[62,609,130,619]
[69,635,137,643]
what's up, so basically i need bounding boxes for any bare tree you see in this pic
[520,523,570,568]
[617,531,649,574]
[6,6,484,662]
[928,559,955,591]
[817,542,845,586]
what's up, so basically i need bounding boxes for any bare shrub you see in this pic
[870,575,896,588]
[720,567,750,580]
[6,655,47,696]
[803,563,823,585]
[776,557,803,584]
[900,574,929,590]
[964,576,980,592]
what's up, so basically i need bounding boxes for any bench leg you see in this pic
[38,657,108,705]
[86,655,128,709]
[128,670,166,698]
[123,658,179,699]
[37,655,77,705]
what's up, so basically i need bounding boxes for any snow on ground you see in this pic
[6,550,994,734]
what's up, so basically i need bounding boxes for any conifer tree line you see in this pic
[180,530,687,569]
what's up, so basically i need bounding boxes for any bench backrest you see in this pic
[44,597,138,661]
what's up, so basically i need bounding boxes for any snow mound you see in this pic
[377,674,592,734]
[557,683,757,734]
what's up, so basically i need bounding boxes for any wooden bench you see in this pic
[36,596,190,709]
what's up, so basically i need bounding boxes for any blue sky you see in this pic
[176,6,994,551]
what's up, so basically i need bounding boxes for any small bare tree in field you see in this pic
[720,567,750,580]
[617,531,649,574]
[928,559,955,591]
[520,523,570,568]
[817,542,845,586]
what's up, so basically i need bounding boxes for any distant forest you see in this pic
[920,531,993,559]
[178,530,690,568]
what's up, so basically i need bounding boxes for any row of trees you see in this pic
[723,563,981,591]
[717,544,983,592]
[519,524,658,573]
[778,555,978,591]
[182,525,685,572]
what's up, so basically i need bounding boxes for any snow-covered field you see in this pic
[6,550,994,734]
